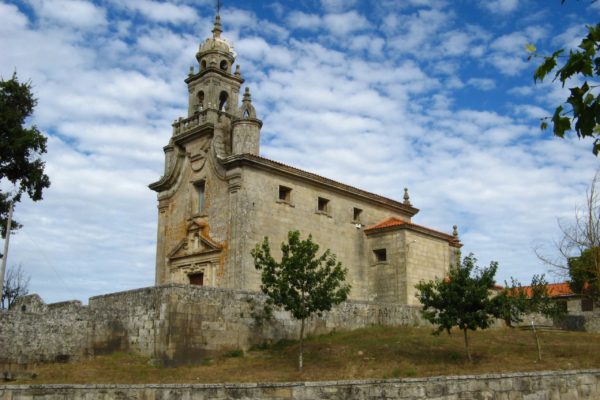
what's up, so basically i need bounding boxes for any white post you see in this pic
[0,201,14,302]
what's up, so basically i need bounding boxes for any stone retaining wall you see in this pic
[1,369,599,399]
[0,284,424,367]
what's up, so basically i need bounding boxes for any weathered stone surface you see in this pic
[1,370,599,400]
[0,285,425,367]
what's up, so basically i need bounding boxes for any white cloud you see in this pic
[0,2,29,31]
[118,0,199,24]
[287,11,321,30]
[323,11,370,36]
[321,0,357,13]
[467,78,496,91]
[27,0,107,29]
[482,0,519,14]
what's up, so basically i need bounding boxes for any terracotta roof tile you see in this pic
[364,217,461,247]
[364,217,406,231]
[519,282,574,298]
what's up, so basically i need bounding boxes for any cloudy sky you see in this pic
[1,0,599,303]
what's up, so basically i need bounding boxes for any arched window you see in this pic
[220,60,228,71]
[243,109,250,118]
[219,91,228,111]
[201,60,207,70]
[197,91,204,109]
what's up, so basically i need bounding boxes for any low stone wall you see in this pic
[0,284,424,367]
[559,311,600,333]
[1,369,599,399]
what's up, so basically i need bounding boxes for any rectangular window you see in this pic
[189,272,204,286]
[353,207,362,222]
[318,197,330,213]
[195,180,205,214]
[373,248,387,262]
[279,185,292,202]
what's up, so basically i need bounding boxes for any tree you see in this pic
[536,171,600,303]
[1,264,30,309]
[495,274,563,327]
[494,275,565,361]
[530,2,600,155]
[0,72,50,237]
[567,247,600,301]
[251,230,351,372]
[415,254,499,362]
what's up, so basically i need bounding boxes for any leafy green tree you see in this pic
[530,1,600,155]
[495,274,564,327]
[415,254,499,362]
[568,247,600,301]
[495,275,565,361]
[251,230,350,372]
[0,72,50,237]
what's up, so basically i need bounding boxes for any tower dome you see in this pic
[196,15,236,73]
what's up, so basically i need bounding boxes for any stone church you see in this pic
[150,16,461,305]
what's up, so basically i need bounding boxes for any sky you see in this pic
[1,0,600,304]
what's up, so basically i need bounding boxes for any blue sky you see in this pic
[1,0,599,303]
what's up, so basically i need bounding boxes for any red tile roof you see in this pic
[365,217,406,231]
[520,282,574,298]
[364,217,461,247]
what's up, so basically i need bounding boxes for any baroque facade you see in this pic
[150,16,461,305]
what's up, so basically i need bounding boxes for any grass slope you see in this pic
[8,326,600,384]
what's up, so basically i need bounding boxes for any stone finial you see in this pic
[403,187,411,206]
[239,87,257,119]
[243,87,252,103]
[452,225,459,239]
[234,64,241,77]
[212,15,223,38]
[188,65,194,76]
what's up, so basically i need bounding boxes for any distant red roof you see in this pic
[520,282,574,298]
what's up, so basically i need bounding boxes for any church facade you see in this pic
[150,16,461,305]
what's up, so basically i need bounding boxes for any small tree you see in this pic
[0,72,50,236]
[252,230,350,372]
[495,275,565,361]
[536,171,600,304]
[1,264,30,309]
[495,274,563,327]
[415,254,499,362]
[568,247,600,301]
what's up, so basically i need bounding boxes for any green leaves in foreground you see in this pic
[0,72,50,236]
[532,23,600,155]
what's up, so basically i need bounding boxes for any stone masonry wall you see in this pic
[1,369,599,399]
[0,284,424,367]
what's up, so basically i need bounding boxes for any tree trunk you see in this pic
[463,327,472,362]
[299,318,305,372]
[531,321,542,361]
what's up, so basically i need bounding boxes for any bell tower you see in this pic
[180,15,262,156]
[186,15,241,117]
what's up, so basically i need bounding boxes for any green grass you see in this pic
[7,326,600,384]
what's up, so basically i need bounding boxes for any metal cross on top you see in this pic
[216,0,221,15]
